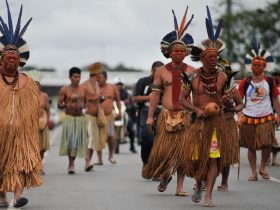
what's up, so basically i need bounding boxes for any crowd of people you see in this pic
[0,1,279,209]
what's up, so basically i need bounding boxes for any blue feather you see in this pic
[206,6,215,40]
[0,17,10,42]
[181,33,194,45]
[205,18,214,41]
[252,33,259,55]
[6,0,14,43]
[172,9,179,38]
[214,19,223,41]
[17,18,32,39]
[13,5,23,43]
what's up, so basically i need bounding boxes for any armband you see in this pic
[151,84,162,92]
[182,83,191,91]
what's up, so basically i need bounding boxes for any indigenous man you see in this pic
[179,6,242,207]
[82,62,102,171]
[58,67,87,174]
[28,70,51,175]
[133,61,164,179]
[216,58,244,191]
[238,36,280,181]
[145,8,195,196]
[96,71,121,165]
[0,1,41,208]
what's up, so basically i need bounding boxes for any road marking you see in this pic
[270,176,280,183]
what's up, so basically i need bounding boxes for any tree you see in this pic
[218,0,280,64]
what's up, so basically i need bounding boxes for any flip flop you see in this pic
[204,199,216,207]
[94,162,103,166]
[248,176,258,181]
[191,189,203,203]
[108,158,116,164]
[217,185,229,192]
[13,197,28,208]
[175,191,189,196]
[193,183,207,191]
[259,171,270,179]
[0,201,9,208]
[85,164,94,172]
[158,176,172,192]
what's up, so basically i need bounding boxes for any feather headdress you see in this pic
[0,0,32,67]
[244,34,274,72]
[191,6,225,61]
[160,7,194,58]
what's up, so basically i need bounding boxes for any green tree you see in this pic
[219,0,280,64]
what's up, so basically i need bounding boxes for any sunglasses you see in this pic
[90,73,97,77]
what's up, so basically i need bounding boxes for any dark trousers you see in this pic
[140,125,155,164]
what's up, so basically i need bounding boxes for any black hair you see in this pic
[101,70,107,79]
[151,61,164,70]
[69,67,81,77]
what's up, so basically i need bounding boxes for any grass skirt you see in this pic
[143,109,190,179]
[239,121,277,150]
[59,114,87,158]
[86,114,106,151]
[225,118,239,164]
[178,116,230,180]
[0,78,42,191]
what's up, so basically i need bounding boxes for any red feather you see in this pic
[179,7,188,38]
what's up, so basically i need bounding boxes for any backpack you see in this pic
[243,76,274,107]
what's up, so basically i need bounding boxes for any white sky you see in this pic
[0,0,276,73]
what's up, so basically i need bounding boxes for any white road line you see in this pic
[270,176,280,183]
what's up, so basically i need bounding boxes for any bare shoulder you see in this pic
[42,92,49,99]
[80,80,89,87]
[218,71,227,79]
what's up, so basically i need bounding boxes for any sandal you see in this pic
[217,185,228,191]
[259,171,270,179]
[0,201,9,208]
[191,188,203,203]
[204,199,216,207]
[175,191,189,196]
[158,176,172,192]
[94,162,103,166]
[85,164,94,172]
[248,176,258,181]
[13,197,28,208]
[108,158,116,164]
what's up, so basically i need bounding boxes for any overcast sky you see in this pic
[1,0,276,73]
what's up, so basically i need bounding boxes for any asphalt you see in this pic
[6,125,280,210]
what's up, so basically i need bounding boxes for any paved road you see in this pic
[6,125,280,210]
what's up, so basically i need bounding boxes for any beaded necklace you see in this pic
[198,67,217,96]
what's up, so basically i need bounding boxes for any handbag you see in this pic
[97,103,106,128]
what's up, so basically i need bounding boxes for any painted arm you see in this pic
[179,87,205,118]
[146,70,161,128]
